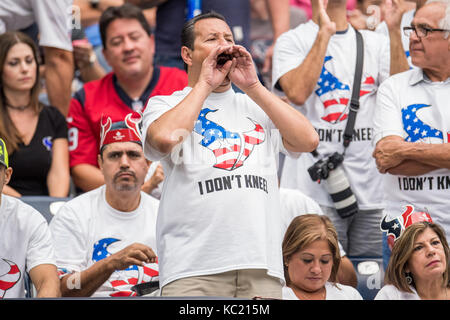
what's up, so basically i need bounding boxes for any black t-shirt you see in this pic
[8,105,68,196]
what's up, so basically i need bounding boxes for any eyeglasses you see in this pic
[403,25,450,38]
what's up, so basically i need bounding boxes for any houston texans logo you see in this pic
[194,108,265,171]
[380,205,432,250]
[0,259,21,299]
[42,136,53,151]
[402,104,450,143]
[316,56,375,124]
[92,238,159,297]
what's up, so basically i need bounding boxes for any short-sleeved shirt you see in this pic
[272,21,390,209]
[0,194,56,299]
[374,284,420,300]
[68,66,188,169]
[0,0,73,51]
[142,86,299,288]
[8,105,68,196]
[49,186,160,297]
[282,282,363,300]
[373,68,450,237]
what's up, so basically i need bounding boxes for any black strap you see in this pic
[342,29,364,149]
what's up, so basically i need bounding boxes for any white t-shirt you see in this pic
[279,187,346,257]
[374,284,420,300]
[282,282,363,300]
[373,68,450,238]
[376,10,415,68]
[0,194,56,299]
[0,0,73,51]
[272,20,389,209]
[143,86,298,288]
[279,187,324,233]
[49,186,160,297]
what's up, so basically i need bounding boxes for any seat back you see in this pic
[348,256,384,300]
[21,196,72,223]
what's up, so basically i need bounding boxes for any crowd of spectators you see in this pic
[0,0,449,301]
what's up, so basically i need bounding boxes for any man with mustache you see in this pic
[49,115,160,297]
[68,3,187,195]
[373,0,450,239]
[143,11,318,298]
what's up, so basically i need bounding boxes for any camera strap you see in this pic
[342,29,364,150]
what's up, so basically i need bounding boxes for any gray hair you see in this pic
[425,0,450,38]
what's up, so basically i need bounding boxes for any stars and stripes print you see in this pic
[194,108,265,170]
[0,259,21,299]
[402,103,449,143]
[315,56,375,124]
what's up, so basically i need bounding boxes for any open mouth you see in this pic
[217,53,232,66]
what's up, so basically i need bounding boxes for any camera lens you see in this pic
[324,166,358,218]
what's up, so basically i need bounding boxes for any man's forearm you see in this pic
[43,47,74,116]
[387,159,439,176]
[266,0,290,40]
[400,143,450,170]
[71,164,105,192]
[147,82,211,155]
[278,30,331,105]
[61,260,114,297]
[389,29,410,75]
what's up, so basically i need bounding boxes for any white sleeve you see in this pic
[372,78,404,145]
[49,204,88,275]
[142,96,176,162]
[271,30,308,95]
[377,33,391,84]
[374,285,398,300]
[31,0,73,51]
[26,210,57,272]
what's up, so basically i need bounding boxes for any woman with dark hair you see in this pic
[0,31,69,197]
[375,221,450,300]
[282,214,362,299]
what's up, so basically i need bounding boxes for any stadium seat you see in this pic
[348,256,384,300]
[21,196,72,223]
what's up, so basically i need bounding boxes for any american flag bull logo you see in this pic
[380,205,433,250]
[92,238,158,297]
[316,56,374,124]
[402,104,450,143]
[194,108,265,171]
[0,259,21,299]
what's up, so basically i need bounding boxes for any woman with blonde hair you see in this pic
[375,221,450,300]
[282,214,362,300]
[0,31,69,197]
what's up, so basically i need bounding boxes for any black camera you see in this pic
[308,152,358,219]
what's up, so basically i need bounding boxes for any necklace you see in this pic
[295,287,326,300]
[5,102,31,111]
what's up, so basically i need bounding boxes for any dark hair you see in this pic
[99,3,152,49]
[180,11,228,71]
[0,31,42,154]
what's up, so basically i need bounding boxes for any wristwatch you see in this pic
[89,0,100,9]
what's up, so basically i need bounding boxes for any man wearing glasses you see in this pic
[373,0,450,240]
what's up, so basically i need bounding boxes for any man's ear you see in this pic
[4,167,12,185]
[181,46,193,68]
[98,154,103,171]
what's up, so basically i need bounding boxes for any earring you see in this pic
[405,273,413,285]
